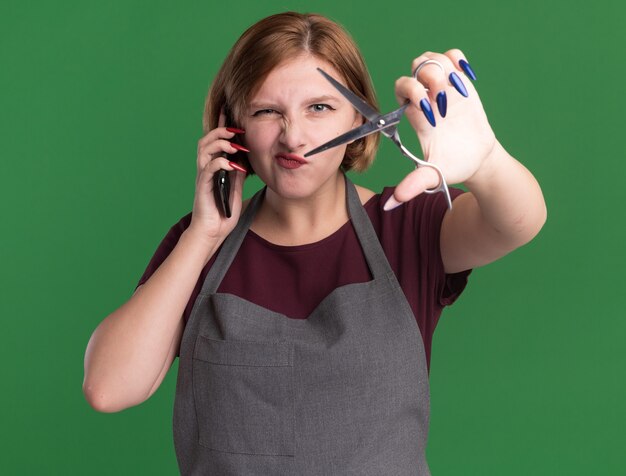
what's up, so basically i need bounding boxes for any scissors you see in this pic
[304,67,452,209]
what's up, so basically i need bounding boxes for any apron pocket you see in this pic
[192,335,295,456]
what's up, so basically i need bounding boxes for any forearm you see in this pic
[441,141,547,273]
[464,140,547,248]
[83,228,220,412]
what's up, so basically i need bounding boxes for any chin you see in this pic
[267,179,316,201]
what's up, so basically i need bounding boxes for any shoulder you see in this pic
[135,211,192,288]
[362,185,466,234]
[149,211,193,258]
[354,184,376,205]
[168,212,193,238]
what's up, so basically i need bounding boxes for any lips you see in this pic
[275,153,308,169]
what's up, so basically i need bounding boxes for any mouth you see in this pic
[275,153,308,169]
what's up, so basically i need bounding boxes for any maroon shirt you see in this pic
[137,186,471,367]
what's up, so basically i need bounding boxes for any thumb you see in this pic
[383,166,440,211]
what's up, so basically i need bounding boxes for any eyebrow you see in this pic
[248,95,341,110]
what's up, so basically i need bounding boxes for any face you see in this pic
[240,55,361,201]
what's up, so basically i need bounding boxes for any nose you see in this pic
[278,117,306,152]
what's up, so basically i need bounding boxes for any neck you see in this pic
[252,172,348,246]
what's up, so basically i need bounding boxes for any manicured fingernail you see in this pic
[230,142,249,152]
[436,91,447,117]
[229,161,247,173]
[226,127,245,133]
[459,59,477,81]
[383,195,403,211]
[419,98,436,127]
[449,72,468,97]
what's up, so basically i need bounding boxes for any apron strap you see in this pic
[198,187,266,296]
[344,175,396,281]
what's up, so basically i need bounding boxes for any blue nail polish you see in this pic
[449,72,469,97]
[419,98,436,127]
[459,59,477,80]
[436,91,447,118]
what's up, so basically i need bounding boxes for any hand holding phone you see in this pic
[213,108,246,219]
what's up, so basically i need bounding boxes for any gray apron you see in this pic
[173,177,431,475]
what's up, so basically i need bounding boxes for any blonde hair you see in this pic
[203,12,379,172]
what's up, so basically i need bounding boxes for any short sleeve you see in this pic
[417,189,472,307]
[135,213,192,290]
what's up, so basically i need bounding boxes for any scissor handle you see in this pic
[395,141,452,209]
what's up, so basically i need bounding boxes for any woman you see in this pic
[83,12,546,475]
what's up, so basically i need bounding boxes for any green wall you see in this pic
[1,0,623,474]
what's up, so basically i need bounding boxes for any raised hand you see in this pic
[188,110,248,242]
[389,49,497,207]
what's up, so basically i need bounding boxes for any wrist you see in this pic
[464,140,511,191]
[180,226,222,267]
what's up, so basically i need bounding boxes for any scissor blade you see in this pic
[316,68,380,122]
[304,122,378,157]
[304,120,399,157]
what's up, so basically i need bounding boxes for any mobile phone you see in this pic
[214,168,231,218]
[213,105,243,218]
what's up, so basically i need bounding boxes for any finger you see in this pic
[395,76,437,129]
[197,108,244,151]
[444,48,477,81]
[196,156,246,187]
[218,105,246,134]
[411,53,455,118]
[197,139,248,171]
[197,127,236,151]
[436,48,472,98]
[205,156,247,176]
[383,167,440,211]
[202,139,247,157]
[411,54,450,95]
